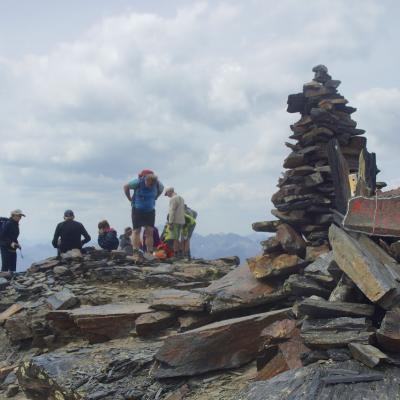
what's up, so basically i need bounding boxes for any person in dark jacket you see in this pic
[98,220,119,251]
[0,209,25,272]
[119,227,133,255]
[52,210,91,254]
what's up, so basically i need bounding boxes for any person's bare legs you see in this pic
[132,228,141,250]
[144,226,154,253]
[182,239,190,257]
[173,239,180,256]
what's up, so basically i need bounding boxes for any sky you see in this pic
[1,0,400,244]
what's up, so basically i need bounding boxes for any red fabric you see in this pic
[138,169,154,177]
[156,241,174,258]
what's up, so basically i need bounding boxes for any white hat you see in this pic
[164,187,174,196]
[11,209,26,217]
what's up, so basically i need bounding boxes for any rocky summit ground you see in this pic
[0,249,261,399]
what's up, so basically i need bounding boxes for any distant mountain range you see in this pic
[17,232,265,271]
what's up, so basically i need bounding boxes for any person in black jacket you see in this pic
[0,209,25,272]
[98,220,119,251]
[52,210,91,254]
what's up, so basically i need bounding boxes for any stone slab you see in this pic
[153,308,291,378]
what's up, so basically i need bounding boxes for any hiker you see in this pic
[182,205,197,259]
[0,209,25,272]
[98,220,119,251]
[142,226,161,253]
[52,210,91,254]
[123,171,164,255]
[119,227,133,255]
[164,187,185,257]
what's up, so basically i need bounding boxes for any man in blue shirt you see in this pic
[123,173,163,254]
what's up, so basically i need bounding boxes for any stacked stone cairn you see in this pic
[266,64,366,246]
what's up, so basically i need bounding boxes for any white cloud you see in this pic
[0,0,398,243]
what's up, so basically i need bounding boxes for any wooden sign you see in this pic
[344,195,400,237]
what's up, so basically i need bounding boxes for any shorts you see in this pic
[169,223,183,240]
[182,223,196,240]
[132,208,155,229]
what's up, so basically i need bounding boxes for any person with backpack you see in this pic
[123,170,164,255]
[182,205,197,259]
[52,210,91,254]
[0,209,25,272]
[164,187,185,257]
[119,227,133,255]
[98,220,119,251]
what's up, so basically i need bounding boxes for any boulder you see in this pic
[329,225,400,309]
[60,249,82,261]
[47,303,152,343]
[276,224,306,256]
[150,289,206,312]
[135,311,176,337]
[348,343,388,368]
[236,360,398,400]
[252,220,281,233]
[153,308,291,378]
[297,297,375,319]
[301,317,374,349]
[256,328,308,381]
[283,274,331,299]
[376,310,400,352]
[247,254,304,279]
[305,244,330,262]
[46,289,79,310]
[204,264,287,313]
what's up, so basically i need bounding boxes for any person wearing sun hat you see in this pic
[164,187,185,257]
[0,209,25,272]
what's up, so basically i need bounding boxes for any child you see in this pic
[98,220,119,251]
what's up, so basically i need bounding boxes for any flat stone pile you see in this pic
[267,64,366,246]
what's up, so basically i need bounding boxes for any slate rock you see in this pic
[252,220,281,233]
[301,317,374,349]
[150,289,206,312]
[204,264,287,313]
[348,343,388,368]
[297,297,375,318]
[247,254,304,279]
[61,249,83,261]
[135,311,176,337]
[256,327,308,381]
[47,288,79,310]
[237,360,400,400]
[0,277,10,290]
[284,274,331,299]
[153,308,290,378]
[376,310,400,352]
[329,225,400,309]
[276,224,306,256]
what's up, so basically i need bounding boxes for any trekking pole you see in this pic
[18,248,24,259]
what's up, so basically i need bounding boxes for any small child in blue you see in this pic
[98,220,119,251]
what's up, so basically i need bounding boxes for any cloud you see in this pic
[0,0,398,243]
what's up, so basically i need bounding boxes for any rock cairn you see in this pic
[266,65,366,246]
